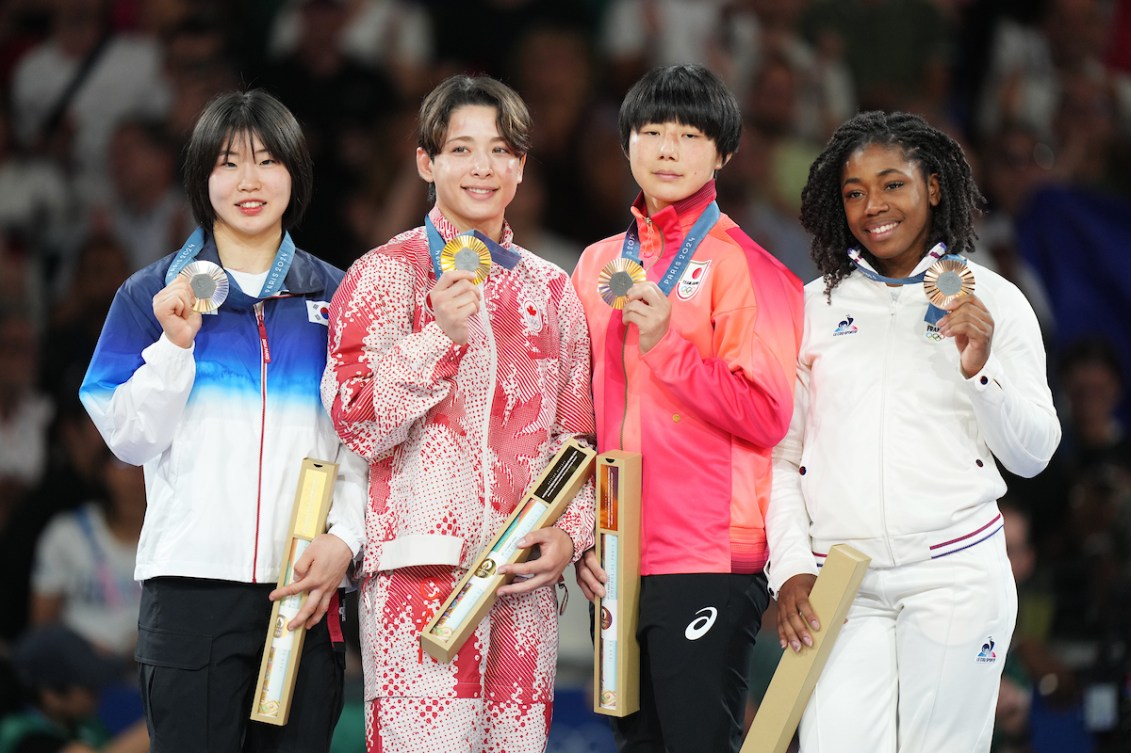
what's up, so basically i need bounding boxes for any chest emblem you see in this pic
[833,314,858,336]
[676,260,711,300]
[521,301,544,336]
[307,300,330,326]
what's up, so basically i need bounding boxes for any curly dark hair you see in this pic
[799,111,985,297]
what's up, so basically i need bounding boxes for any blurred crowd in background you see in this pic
[0,0,1129,751]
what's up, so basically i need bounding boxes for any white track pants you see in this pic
[799,532,1017,753]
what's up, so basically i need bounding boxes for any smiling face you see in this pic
[416,104,525,241]
[627,121,725,216]
[841,143,940,278]
[208,130,292,251]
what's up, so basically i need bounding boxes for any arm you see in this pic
[765,363,822,652]
[79,278,197,466]
[271,444,369,629]
[941,282,1061,477]
[321,250,471,461]
[639,256,804,447]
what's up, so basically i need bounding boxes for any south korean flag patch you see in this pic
[307,300,330,326]
[676,260,711,300]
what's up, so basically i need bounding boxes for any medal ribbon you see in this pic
[848,243,966,325]
[165,227,296,297]
[621,201,720,296]
[424,215,521,280]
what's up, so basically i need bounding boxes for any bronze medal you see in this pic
[923,258,975,308]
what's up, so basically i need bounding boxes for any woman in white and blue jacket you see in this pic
[80,89,365,753]
[766,111,1060,753]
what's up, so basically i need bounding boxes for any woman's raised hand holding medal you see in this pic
[938,292,996,379]
[152,274,203,349]
[430,269,482,346]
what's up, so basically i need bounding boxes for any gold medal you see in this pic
[179,260,229,313]
[597,258,646,309]
[439,235,492,285]
[923,258,975,308]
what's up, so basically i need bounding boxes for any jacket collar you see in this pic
[166,229,324,308]
[427,206,516,249]
[630,180,717,237]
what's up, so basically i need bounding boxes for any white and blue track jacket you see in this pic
[80,231,365,584]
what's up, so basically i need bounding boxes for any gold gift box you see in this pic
[741,544,871,753]
[420,438,597,663]
[592,451,642,717]
[250,458,337,726]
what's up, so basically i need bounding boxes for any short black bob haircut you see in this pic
[618,64,742,161]
[182,89,313,232]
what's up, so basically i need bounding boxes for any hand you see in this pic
[495,527,575,596]
[430,270,481,345]
[573,547,607,600]
[777,573,820,653]
[621,281,670,354]
[938,294,994,379]
[152,277,202,349]
[269,533,353,630]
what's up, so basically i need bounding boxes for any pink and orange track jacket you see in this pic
[572,182,803,576]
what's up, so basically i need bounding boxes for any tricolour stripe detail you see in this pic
[930,513,1002,551]
[930,523,1003,559]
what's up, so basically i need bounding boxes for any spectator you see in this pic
[29,453,144,659]
[798,0,952,114]
[95,117,191,273]
[0,310,52,531]
[0,624,147,753]
[9,0,171,204]
[266,0,434,99]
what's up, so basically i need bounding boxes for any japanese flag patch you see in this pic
[676,260,711,300]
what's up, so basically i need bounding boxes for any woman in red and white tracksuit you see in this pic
[322,75,595,753]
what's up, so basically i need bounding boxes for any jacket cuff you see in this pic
[963,352,1005,406]
[326,524,364,559]
[422,321,465,380]
[765,553,820,599]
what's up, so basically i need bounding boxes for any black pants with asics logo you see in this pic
[610,571,769,753]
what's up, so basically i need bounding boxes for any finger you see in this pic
[797,596,822,632]
[778,609,803,651]
[436,270,477,290]
[287,587,324,630]
[625,281,662,303]
[497,572,551,597]
[577,580,597,601]
[269,581,304,601]
[575,562,605,599]
[302,593,332,630]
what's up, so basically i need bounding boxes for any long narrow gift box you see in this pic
[420,438,596,663]
[741,544,871,753]
[592,450,642,717]
[250,458,338,726]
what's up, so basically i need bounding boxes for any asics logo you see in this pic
[684,607,718,640]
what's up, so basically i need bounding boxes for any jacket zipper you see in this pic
[617,217,664,448]
[877,293,897,565]
[477,294,497,547]
[252,300,271,581]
